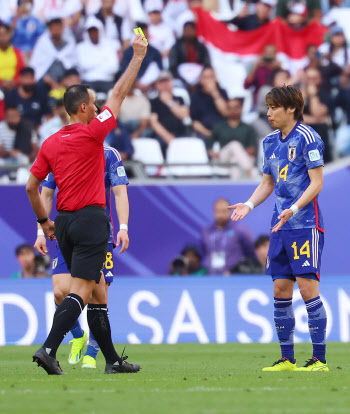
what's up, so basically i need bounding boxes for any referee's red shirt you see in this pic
[31,107,117,211]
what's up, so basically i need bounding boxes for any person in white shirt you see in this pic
[77,16,119,93]
[29,18,77,87]
[145,0,176,63]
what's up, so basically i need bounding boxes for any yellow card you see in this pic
[133,27,145,37]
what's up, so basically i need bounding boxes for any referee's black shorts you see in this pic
[55,206,110,283]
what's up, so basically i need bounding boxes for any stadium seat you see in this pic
[166,138,213,177]
[132,138,164,176]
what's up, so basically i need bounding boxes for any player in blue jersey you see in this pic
[230,85,328,372]
[34,145,130,369]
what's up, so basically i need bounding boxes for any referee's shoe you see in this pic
[105,355,141,374]
[33,347,66,375]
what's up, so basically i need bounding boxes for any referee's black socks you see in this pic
[43,293,84,358]
[87,304,122,365]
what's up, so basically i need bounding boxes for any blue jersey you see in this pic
[42,145,129,244]
[262,122,325,231]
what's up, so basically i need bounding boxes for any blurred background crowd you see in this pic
[1,0,350,183]
[1,0,350,278]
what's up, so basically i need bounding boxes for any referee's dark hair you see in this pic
[63,84,90,116]
[265,85,304,122]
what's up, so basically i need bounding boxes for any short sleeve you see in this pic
[30,141,52,180]
[303,134,325,170]
[262,141,271,175]
[41,172,56,190]
[108,149,129,187]
[87,106,117,143]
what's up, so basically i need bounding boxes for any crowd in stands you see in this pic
[1,0,350,183]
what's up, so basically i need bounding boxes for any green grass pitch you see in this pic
[1,343,349,414]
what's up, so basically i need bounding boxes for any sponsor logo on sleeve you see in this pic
[117,166,126,177]
[97,109,112,123]
[308,149,320,161]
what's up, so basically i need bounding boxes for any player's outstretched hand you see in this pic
[133,34,148,60]
[271,208,293,233]
[228,203,251,221]
[34,235,48,256]
[116,229,129,254]
[41,218,56,241]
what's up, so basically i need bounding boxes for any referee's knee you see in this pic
[54,286,69,305]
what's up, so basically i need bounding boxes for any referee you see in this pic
[26,34,147,375]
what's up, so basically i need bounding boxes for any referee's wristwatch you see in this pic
[37,217,48,224]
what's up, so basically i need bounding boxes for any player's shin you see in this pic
[87,304,122,365]
[274,297,295,362]
[43,293,85,358]
[305,296,327,363]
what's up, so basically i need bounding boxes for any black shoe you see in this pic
[33,347,66,375]
[105,353,141,374]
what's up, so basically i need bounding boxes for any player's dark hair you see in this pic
[63,84,90,116]
[265,85,304,121]
[20,67,35,76]
[15,244,35,256]
[254,235,270,249]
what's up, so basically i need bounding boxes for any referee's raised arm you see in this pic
[106,34,148,119]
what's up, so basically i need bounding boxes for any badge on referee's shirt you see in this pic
[97,109,112,123]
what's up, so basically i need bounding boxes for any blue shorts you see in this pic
[265,228,324,282]
[52,243,115,284]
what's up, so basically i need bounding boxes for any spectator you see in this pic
[0,106,38,167]
[0,22,25,91]
[244,44,281,105]
[77,16,119,93]
[318,26,350,70]
[231,235,270,274]
[11,244,50,278]
[322,0,350,43]
[32,0,83,37]
[229,0,274,31]
[95,0,131,53]
[145,0,176,60]
[105,123,134,161]
[334,66,350,156]
[9,0,45,62]
[38,99,68,145]
[118,83,152,138]
[276,0,322,20]
[201,198,255,275]
[190,67,228,138]
[150,70,191,152]
[285,2,309,30]
[169,244,207,276]
[169,21,211,86]
[208,98,259,179]
[301,66,332,162]
[29,18,77,88]
[119,22,163,92]
[5,67,51,128]
[49,68,82,103]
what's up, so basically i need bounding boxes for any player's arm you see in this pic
[112,184,129,254]
[26,173,55,240]
[272,166,323,233]
[229,173,275,221]
[105,34,148,119]
[34,186,55,255]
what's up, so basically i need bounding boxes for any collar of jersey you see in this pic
[61,123,82,129]
[278,121,300,143]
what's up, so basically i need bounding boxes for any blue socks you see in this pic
[305,296,327,363]
[274,297,295,362]
[85,331,100,359]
